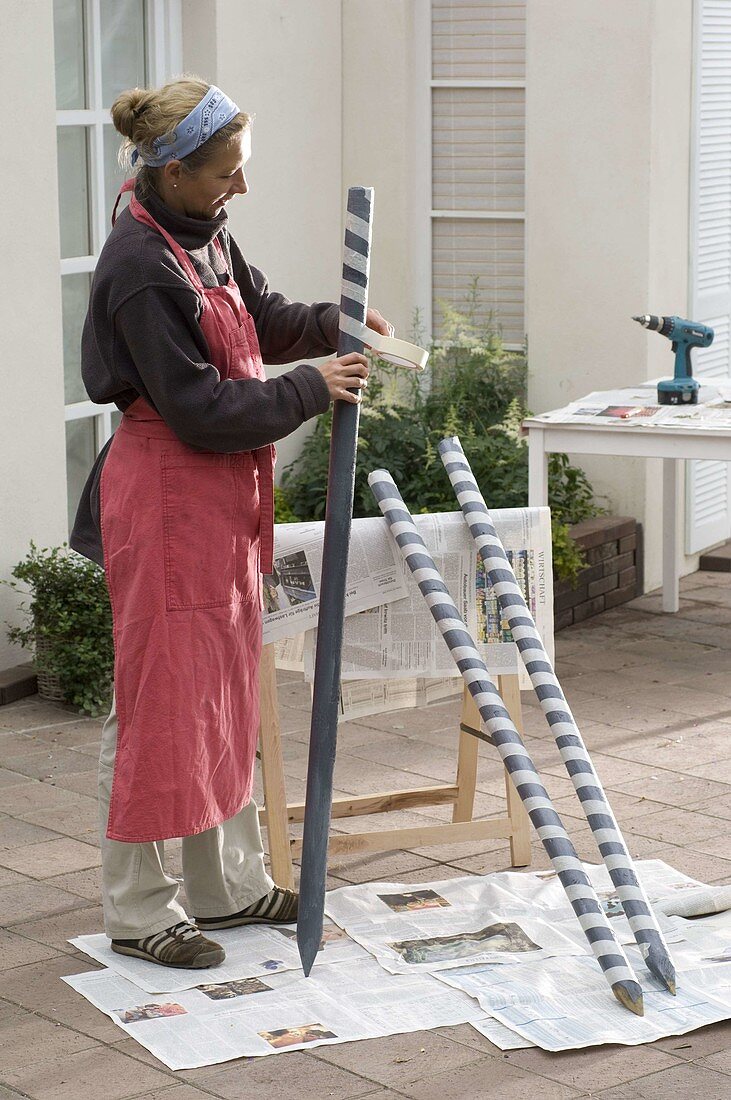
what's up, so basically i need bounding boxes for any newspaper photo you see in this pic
[63,956,484,1070]
[70,920,367,994]
[261,518,409,644]
[306,509,553,686]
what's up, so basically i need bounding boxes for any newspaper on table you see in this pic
[337,675,460,722]
[262,518,409,645]
[70,920,365,994]
[305,509,554,688]
[62,955,484,1070]
[530,384,731,430]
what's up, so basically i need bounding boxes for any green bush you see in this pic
[281,303,602,582]
[3,542,113,716]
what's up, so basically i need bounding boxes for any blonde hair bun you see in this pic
[110,87,159,142]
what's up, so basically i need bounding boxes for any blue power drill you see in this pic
[633,314,714,405]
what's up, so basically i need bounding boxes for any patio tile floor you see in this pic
[1,570,730,1097]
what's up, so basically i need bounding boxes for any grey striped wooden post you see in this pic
[368,469,645,1015]
[438,436,677,996]
[298,187,374,977]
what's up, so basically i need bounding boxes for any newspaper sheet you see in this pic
[531,385,731,430]
[273,632,306,672]
[324,873,583,974]
[306,509,554,685]
[70,920,366,994]
[62,956,484,1070]
[261,519,409,644]
[337,675,460,722]
[437,945,731,1052]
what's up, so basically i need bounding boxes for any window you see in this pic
[427,0,526,346]
[53,0,181,531]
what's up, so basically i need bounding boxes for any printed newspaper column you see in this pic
[368,467,645,1016]
[298,187,374,976]
[438,435,677,996]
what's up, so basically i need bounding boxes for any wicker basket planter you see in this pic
[34,634,66,703]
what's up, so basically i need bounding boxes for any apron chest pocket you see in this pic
[161,452,260,612]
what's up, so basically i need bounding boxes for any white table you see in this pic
[524,415,731,613]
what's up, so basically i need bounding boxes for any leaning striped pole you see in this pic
[438,436,677,995]
[297,187,374,976]
[368,469,644,1015]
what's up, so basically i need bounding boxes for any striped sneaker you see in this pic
[111,921,225,968]
[195,886,298,930]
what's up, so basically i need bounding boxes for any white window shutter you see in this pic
[686,0,731,555]
[430,0,527,346]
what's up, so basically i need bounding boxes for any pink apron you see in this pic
[101,182,275,842]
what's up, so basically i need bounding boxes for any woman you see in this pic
[71,76,390,969]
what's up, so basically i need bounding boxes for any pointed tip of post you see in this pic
[645,946,677,996]
[297,924,321,978]
[612,982,644,1016]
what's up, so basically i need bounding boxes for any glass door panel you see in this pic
[62,274,92,404]
[101,0,147,107]
[57,127,91,258]
[66,418,97,532]
[54,0,87,109]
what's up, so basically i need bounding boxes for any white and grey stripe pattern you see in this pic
[338,190,373,356]
[368,468,645,1016]
[438,436,677,996]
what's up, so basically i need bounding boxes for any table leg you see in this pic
[528,427,549,507]
[662,458,680,613]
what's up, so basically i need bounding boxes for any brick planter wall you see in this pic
[554,516,643,631]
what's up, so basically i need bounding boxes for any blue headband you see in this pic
[131,86,240,168]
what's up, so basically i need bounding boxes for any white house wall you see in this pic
[526,0,693,592]
[0,2,68,672]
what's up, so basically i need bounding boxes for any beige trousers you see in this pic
[98,694,273,939]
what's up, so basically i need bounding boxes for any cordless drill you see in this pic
[633,314,714,405]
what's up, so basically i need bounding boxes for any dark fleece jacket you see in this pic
[70,184,337,567]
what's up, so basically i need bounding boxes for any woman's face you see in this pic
[162,128,251,220]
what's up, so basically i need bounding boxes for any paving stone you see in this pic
[0,926,64,972]
[1,1046,173,1100]
[0,781,85,817]
[314,1030,482,1088]
[594,1060,731,1099]
[13,903,105,953]
[0,837,100,879]
[507,1044,679,1092]
[0,813,65,850]
[0,880,90,925]
[0,955,121,1043]
[395,1054,582,1098]
[183,1051,387,1098]
[0,999,100,1073]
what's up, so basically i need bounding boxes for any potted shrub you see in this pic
[3,542,113,716]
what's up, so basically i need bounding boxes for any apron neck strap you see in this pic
[111,178,136,227]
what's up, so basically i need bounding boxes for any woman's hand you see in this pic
[317,352,370,404]
[364,308,395,342]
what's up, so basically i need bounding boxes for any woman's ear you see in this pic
[163,160,183,187]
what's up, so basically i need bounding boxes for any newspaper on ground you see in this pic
[654,883,731,919]
[70,920,366,994]
[62,955,484,1070]
[324,873,584,974]
[529,385,731,430]
[262,518,409,644]
[305,509,553,687]
[436,945,731,1052]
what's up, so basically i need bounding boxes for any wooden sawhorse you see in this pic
[257,644,532,889]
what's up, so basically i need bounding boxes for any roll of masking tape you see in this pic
[339,314,429,371]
